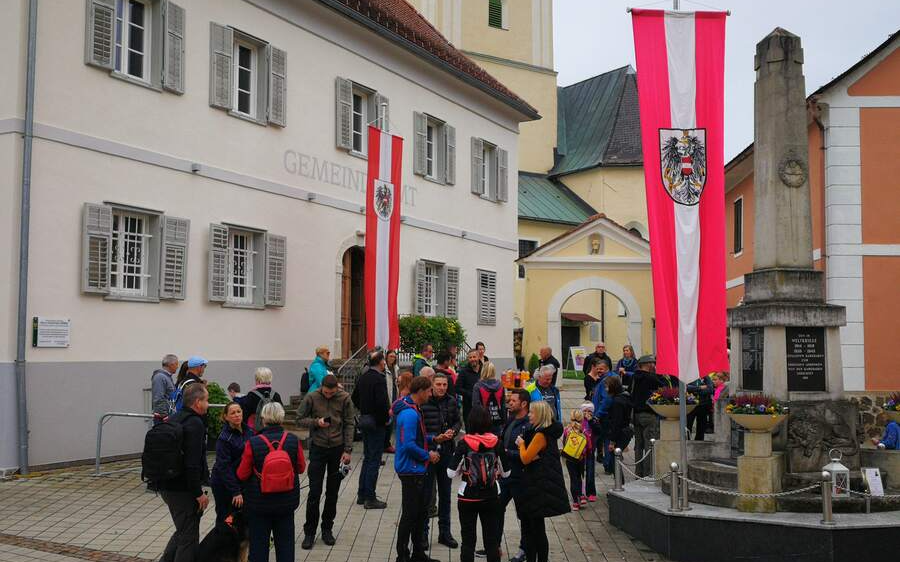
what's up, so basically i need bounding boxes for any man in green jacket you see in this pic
[412,343,434,377]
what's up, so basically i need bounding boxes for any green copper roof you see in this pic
[551,65,643,177]
[518,172,596,225]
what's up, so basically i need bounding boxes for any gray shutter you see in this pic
[208,223,228,302]
[414,260,426,315]
[162,1,186,94]
[471,137,484,195]
[477,270,497,326]
[413,112,427,176]
[160,216,190,300]
[209,23,233,110]
[267,45,287,127]
[497,147,509,202]
[335,77,353,150]
[264,233,286,307]
[84,0,115,70]
[445,266,459,319]
[374,93,390,131]
[444,124,456,185]
[82,203,112,294]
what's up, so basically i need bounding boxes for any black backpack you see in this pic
[141,417,184,485]
[463,449,500,494]
[300,368,311,393]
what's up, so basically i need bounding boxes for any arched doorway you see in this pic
[340,246,366,358]
[559,290,632,370]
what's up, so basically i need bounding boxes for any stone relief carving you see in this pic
[786,400,860,472]
[778,153,808,188]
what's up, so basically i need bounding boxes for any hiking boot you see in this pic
[321,529,336,546]
[356,496,366,505]
[438,534,458,548]
[301,534,315,550]
[364,498,388,509]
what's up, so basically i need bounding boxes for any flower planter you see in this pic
[884,411,900,424]
[649,403,696,420]
[729,413,787,433]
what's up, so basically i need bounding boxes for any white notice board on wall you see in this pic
[863,467,884,497]
[32,317,71,348]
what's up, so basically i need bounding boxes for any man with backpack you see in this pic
[455,350,481,431]
[296,375,355,550]
[526,365,562,422]
[151,354,179,424]
[353,350,391,509]
[236,402,306,562]
[393,376,441,562]
[420,371,461,549]
[472,363,506,435]
[240,367,283,432]
[172,356,207,414]
[147,382,210,562]
[498,389,531,562]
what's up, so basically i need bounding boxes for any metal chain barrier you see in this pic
[847,488,900,500]
[618,459,671,483]
[616,448,653,468]
[680,475,820,499]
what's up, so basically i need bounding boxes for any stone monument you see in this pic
[727,29,851,509]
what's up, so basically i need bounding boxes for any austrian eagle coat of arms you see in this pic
[659,128,707,206]
[374,180,394,221]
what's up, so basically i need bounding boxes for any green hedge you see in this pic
[398,315,467,354]
[206,381,229,443]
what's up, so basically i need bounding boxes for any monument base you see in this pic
[737,453,784,513]
[655,419,682,478]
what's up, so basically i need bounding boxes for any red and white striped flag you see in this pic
[365,125,403,351]
[631,9,729,379]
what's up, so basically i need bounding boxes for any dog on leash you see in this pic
[197,511,249,562]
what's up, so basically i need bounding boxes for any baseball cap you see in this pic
[187,356,208,368]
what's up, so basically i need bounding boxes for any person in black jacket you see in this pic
[421,371,462,548]
[604,376,633,462]
[455,350,481,430]
[237,402,306,562]
[686,373,714,440]
[581,343,612,378]
[353,350,391,509]
[447,406,508,562]
[630,355,659,477]
[538,347,561,387]
[239,367,283,431]
[209,402,252,526]
[499,389,531,562]
[158,382,210,562]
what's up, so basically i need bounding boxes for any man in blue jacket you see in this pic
[526,365,561,421]
[393,376,440,562]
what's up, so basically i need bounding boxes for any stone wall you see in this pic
[848,392,898,441]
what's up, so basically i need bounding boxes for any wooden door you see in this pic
[341,250,352,358]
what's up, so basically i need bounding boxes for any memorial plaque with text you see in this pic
[786,327,826,391]
[741,327,764,391]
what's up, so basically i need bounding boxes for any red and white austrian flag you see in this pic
[365,125,403,351]
[631,9,729,379]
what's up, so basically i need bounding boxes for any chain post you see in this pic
[821,471,834,525]
[680,467,691,511]
[649,438,656,479]
[669,462,681,512]
[613,448,624,491]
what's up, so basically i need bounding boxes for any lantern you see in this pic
[823,448,850,498]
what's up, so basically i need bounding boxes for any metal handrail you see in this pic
[94,404,228,476]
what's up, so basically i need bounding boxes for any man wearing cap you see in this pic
[630,355,659,477]
[175,356,208,413]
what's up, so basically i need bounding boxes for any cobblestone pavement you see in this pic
[0,379,669,562]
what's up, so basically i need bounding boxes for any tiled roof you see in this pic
[315,0,540,119]
[551,65,643,177]
[518,172,596,225]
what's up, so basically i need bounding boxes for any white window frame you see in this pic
[482,142,497,200]
[351,88,368,156]
[233,40,257,119]
[228,230,256,305]
[425,121,437,179]
[110,210,152,297]
[733,196,744,256]
[422,262,440,317]
[114,0,151,82]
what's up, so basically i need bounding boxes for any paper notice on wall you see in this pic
[569,346,588,371]
[863,467,884,497]
[32,317,71,348]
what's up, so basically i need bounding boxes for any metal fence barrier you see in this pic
[94,404,228,477]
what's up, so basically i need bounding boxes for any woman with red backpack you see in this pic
[447,406,509,562]
[237,402,306,562]
[471,362,506,435]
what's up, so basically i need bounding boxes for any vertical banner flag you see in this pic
[365,125,404,351]
[631,9,729,379]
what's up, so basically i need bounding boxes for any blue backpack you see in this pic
[170,379,199,413]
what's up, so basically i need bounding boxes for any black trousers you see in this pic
[687,403,712,441]
[397,475,428,561]
[521,516,548,562]
[303,445,343,536]
[498,478,526,555]
[459,498,500,562]
[160,491,201,562]
[248,510,294,562]
[564,458,584,503]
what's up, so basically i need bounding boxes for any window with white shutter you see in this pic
[209,24,285,127]
[414,260,458,318]
[82,203,113,294]
[336,78,388,156]
[445,266,459,319]
[471,138,507,203]
[86,0,185,93]
[414,113,452,184]
[209,223,285,309]
[160,216,189,299]
[471,137,484,196]
[445,124,456,185]
[208,223,229,302]
[264,233,286,306]
[477,269,497,326]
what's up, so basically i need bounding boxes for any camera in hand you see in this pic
[337,462,351,480]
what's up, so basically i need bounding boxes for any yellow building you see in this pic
[412,0,652,367]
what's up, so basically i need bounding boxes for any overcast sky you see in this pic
[553,0,900,160]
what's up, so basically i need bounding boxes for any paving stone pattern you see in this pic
[0,379,669,562]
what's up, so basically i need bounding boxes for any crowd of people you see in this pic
[143,340,732,562]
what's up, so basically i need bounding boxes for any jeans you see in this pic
[584,449,597,496]
[160,491,201,562]
[248,511,294,562]
[459,498,500,562]
[423,454,453,539]
[304,445,343,536]
[357,426,386,501]
[397,475,428,561]
[601,440,614,473]
[498,477,526,555]
[210,483,235,527]
[564,458,584,502]
[633,412,659,477]
[521,516,548,562]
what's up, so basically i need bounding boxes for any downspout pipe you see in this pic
[16,0,39,475]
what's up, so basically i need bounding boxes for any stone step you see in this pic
[660,475,737,509]
[688,460,738,489]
